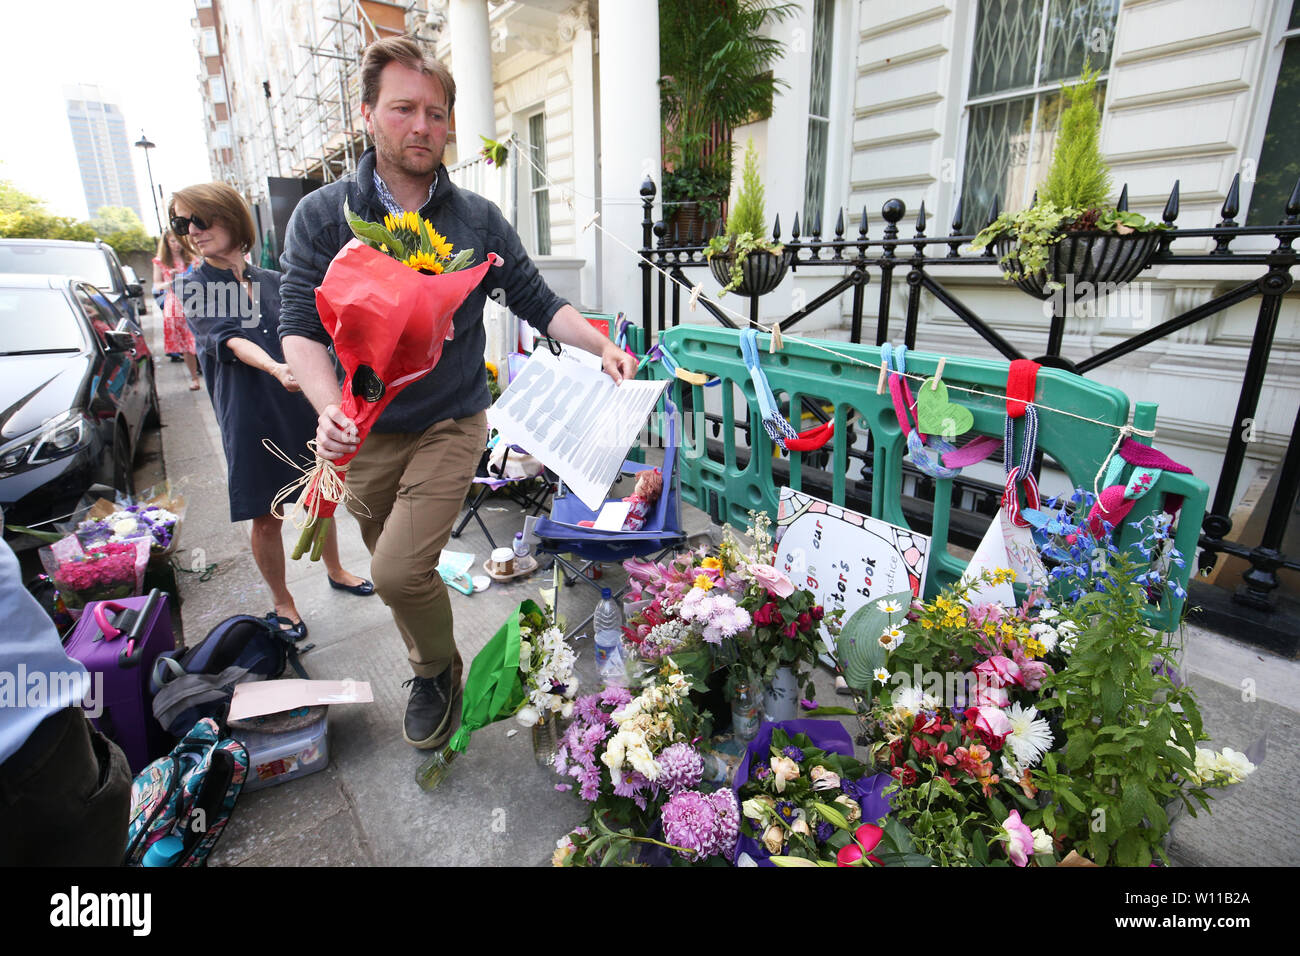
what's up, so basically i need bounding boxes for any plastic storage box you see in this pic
[234,711,329,792]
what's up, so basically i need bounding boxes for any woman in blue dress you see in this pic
[171,182,372,639]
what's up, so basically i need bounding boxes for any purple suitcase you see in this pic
[64,587,175,773]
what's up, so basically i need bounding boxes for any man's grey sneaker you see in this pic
[402,656,462,749]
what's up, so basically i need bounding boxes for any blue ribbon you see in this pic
[740,328,799,450]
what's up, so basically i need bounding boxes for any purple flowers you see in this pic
[783,745,805,763]
[657,743,704,797]
[660,788,740,860]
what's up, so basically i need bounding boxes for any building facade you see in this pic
[191,0,1299,543]
[64,84,143,221]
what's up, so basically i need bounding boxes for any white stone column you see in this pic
[570,6,599,308]
[597,0,660,318]
[448,0,495,166]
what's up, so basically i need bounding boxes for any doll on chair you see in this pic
[579,468,663,531]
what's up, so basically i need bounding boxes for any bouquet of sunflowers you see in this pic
[277,201,502,560]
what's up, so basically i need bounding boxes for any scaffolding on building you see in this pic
[253,0,418,187]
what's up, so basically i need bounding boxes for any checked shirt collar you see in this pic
[372,168,437,218]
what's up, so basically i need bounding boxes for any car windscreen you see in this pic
[0,290,86,354]
[0,245,114,289]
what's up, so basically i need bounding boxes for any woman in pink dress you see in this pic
[152,229,201,390]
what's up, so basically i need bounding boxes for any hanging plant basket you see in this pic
[708,247,793,298]
[992,229,1161,302]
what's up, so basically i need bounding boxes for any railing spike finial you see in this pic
[1286,176,1300,223]
[1031,190,1038,207]
[1162,180,1180,225]
[914,200,927,235]
[639,176,656,199]
[1117,183,1129,212]
[987,194,1001,227]
[835,207,845,239]
[881,198,906,224]
[950,195,963,235]
[813,209,823,238]
[1220,172,1241,225]
[772,213,781,241]
[859,206,869,238]
[792,212,801,242]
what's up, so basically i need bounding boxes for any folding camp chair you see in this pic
[451,352,555,550]
[534,397,686,638]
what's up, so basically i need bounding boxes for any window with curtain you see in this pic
[803,0,834,228]
[1247,2,1300,225]
[528,112,551,256]
[960,0,1120,229]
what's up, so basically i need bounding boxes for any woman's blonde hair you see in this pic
[169,182,257,255]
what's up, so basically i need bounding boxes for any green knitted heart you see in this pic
[916,378,973,438]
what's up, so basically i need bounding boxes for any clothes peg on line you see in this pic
[768,322,784,353]
[932,356,946,390]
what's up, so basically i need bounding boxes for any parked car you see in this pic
[0,274,159,541]
[0,238,142,323]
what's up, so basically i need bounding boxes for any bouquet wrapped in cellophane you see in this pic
[277,201,501,559]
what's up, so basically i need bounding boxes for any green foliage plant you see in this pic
[971,66,1167,289]
[659,0,796,208]
[1031,548,1209,867]
[704,138,785,295]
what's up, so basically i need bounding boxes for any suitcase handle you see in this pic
[118,588,164,669]
[93,601,128,641]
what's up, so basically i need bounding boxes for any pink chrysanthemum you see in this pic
[656,743,703,797]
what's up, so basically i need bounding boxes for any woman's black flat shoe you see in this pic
[329,577,375,596]
[270,613,309,642]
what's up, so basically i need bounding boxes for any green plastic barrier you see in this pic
[628,324,1206,631]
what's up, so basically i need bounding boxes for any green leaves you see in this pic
[344,198,405,259]
[835,588,911,696]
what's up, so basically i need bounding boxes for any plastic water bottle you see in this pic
[513,532,530,559]
[593,588,625,684]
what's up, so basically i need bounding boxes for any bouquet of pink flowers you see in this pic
[42,538,149,616]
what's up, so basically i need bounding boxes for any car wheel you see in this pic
[112,424,135,497]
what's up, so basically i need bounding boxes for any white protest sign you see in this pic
[774,487,930,629]
[487,348,668,511]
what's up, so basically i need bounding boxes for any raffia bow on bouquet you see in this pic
[274,201,502,559]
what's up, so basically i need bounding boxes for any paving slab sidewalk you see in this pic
[146,320,1300,867]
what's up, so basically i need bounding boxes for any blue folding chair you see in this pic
[534,397,686,637]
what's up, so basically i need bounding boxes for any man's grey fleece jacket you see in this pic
[277,146,568,433]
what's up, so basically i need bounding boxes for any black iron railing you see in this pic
[637,172,1300,654]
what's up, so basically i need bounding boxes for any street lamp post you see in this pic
[134,131,163,236]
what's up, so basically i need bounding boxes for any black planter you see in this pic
[708,248,793,298]
[992,229,1160,302]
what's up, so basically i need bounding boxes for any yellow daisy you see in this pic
[692,574,715,592]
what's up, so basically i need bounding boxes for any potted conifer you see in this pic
[705,139,791,297]
[971,67,1166,302]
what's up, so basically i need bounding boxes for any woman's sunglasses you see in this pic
[170,213,210,236]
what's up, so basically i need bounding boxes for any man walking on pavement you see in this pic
[280,36,636,750]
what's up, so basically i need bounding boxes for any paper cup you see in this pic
[490,547,515,574]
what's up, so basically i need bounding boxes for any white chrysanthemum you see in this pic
[1028,622,1059,653]
[1005,703,1053,768]
[515,705,540,728]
